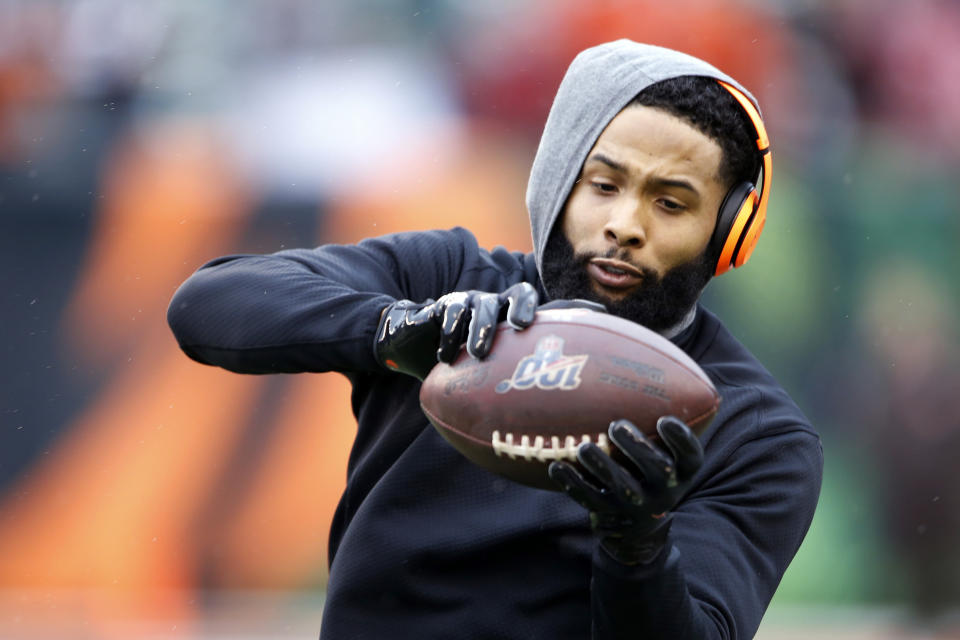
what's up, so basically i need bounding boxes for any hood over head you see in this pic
[526,39,760,281]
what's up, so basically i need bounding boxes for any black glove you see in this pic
[548,416,704,565]
[375,282,540,380]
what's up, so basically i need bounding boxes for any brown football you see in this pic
[419,308,720,490]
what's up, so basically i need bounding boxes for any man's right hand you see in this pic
[374,282,541,380]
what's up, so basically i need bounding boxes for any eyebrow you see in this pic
[585,152,701,195]
[587,152,629,174]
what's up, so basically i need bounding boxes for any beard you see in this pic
[540,225,714,333]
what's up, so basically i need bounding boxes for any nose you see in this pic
[603,200,647,248]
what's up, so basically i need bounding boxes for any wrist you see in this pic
[374,299,439,380]
[598,514,673,566]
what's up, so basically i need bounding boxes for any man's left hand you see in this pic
[548,416,704,565]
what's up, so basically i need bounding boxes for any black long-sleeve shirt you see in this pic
[167,227,823,639]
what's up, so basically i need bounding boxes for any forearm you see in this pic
[167,228,485,374]
[588,427,824,640]
[167,253,395,374]
[591,545,722,640]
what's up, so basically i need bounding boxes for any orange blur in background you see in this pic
[0,2,787,635]
[5,1,960,638]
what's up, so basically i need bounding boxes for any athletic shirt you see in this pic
[168,227,822,639]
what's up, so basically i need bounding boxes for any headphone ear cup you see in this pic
[733,197,766,269]
[710,182,757,276]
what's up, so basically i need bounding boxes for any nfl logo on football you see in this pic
[495,335,588,393]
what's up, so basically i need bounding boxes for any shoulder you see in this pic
[406,227,535,290]
[355,226,481,263]
[365,227,523,265]
[357,227,536,295]
[686,306,820,461]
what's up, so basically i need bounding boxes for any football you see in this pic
[419,308,720,490]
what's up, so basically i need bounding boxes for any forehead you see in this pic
[587,104,723,181]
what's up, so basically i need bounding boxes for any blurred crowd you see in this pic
[1,0,959,636]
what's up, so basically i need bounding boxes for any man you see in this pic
[168,40,822,639]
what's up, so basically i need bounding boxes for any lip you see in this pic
[587,258,644,289]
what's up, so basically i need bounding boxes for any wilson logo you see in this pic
[495,335,588,393]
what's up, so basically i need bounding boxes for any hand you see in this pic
[375,282,540,380]
[548,416,704,565]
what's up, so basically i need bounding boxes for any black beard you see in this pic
[540,226,714,332]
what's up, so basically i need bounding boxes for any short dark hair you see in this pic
[631,76,759,190]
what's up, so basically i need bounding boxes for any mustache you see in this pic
[572,248,659,280]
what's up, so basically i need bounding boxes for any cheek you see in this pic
[657,215,715,265]
[559,211,581,247]
[694,212,718,253]
[687,215,716,251]
[559,189,594,246]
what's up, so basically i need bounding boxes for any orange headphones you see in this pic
[709,80,772,276]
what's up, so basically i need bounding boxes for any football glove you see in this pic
[549,416,704,565]
[374,282,540,380]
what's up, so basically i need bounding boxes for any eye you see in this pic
[591,181,618,194]
[657,198,686,212]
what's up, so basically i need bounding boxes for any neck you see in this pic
[659,305,697,341]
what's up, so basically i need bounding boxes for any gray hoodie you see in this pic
[526,39,760,275]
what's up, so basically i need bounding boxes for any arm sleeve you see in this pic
[166,229,474,374]
[590,428,823,640]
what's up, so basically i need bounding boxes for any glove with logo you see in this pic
[374,282,540,380]
[375,283,607,381]
[548,416,704,566]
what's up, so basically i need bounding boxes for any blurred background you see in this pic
[1,0,959,638]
